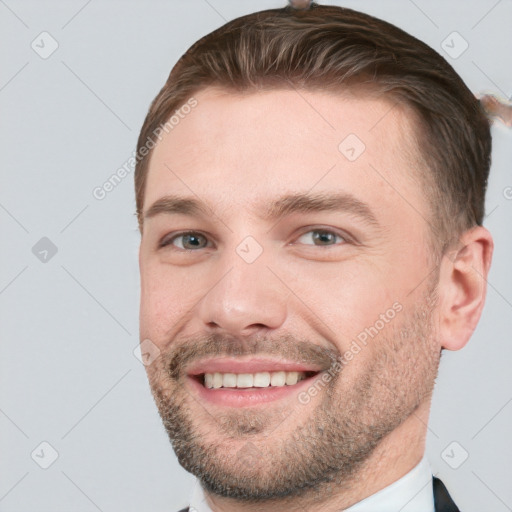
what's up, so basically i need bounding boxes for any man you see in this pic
[135,1,494,510]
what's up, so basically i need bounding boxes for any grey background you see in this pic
[1,0,511,510]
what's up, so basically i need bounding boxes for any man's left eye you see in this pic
[295,229,346,246]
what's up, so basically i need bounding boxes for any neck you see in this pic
[204,400,431,512]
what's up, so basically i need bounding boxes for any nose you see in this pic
[197,248,288,337]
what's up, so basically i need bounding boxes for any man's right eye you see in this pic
[159,231,211,251]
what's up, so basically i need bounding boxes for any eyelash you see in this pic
[158,228,350,251]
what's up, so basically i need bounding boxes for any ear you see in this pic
[437,226,493,351]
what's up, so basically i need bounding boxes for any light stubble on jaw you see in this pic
[145,283,440,505]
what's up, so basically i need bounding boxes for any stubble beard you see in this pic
[146,287,440,503]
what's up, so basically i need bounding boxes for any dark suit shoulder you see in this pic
[176,508,189,512]
[433,476,460,512]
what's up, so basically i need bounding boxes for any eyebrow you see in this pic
[143,192,378,227]
[144,196,209,220]
[260,192,378,226]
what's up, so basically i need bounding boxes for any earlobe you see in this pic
[438,226,493,351]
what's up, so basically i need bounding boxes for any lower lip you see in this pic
[187,373,322,407]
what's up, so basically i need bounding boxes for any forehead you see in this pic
[144,86,424,222]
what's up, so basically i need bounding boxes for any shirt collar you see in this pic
[188,455,435,512]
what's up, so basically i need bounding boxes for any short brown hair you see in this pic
[134,3,491,254]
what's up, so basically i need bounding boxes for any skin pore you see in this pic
[138,87,493,511]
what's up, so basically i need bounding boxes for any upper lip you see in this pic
[186,357,326,376]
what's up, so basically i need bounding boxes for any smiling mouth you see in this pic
[192,370,320,389]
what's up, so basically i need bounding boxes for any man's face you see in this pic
[138,87,441,501]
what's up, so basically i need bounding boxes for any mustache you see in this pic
[165,332,340,380]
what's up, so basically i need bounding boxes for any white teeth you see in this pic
[212,373,223,389]
[236,373,254,388]
[253,372,270,387]
[222,373,237,387]
[203,371,309,389]
[270,371,286,387]
[285,371,299,386]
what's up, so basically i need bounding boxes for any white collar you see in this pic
[188,455,435,512]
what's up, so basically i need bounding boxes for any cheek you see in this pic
[139,265,184,340]
[286,261,405,345]
[139,263,211,342]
